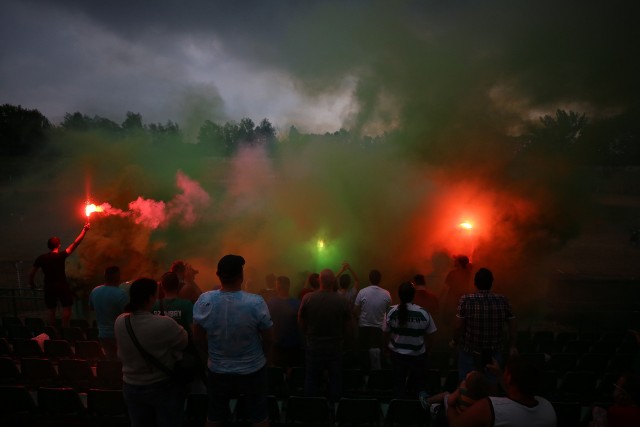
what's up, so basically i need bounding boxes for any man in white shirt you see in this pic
[354,269,391,368]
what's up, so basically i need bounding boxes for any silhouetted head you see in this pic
[160,271,181,294]
[307,273,320,289]
[398,282,415,304]
[413,274,426,286]
[319,269,336,290]
[47,237,61,250]
[216,254,245,285]
[474,268,493,290]
[170,261,186,278]
[128,278,158,312]
[339,274,351,290]
[455,255,470,269]
[265,273,276,290]
[464,371,491,400]
[104,265,120,285]
[276,276,290,295]
[369,269,382,285]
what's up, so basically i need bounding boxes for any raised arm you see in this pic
[65,223,90,255]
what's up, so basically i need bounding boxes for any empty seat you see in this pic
[24,317,46,333]
[0,385,39,425]
[2,317,23,328]
[575,353,609,373]
[550,401,582,427]
[0,357,22,384]
[235,394,281,426]
[366,369,394,397]
[557,371,598,404]
[70,319,90,330]
[95,359,123,389]
[385,399,429,426]
[0,337,12,357]
[546,353,577,373]
[335,397,382,426]
[37,386,88,426]
[288,366,306,396]
[11,338,44,359]
[75,341,105,361]
[87,388,129,426]
[342,369,366,397]
[61,327,86,343]
[7,325,33,340]
[285,396,331,425]
[58,358,95,389]
[44,339,75,360]
[563,340,592,355]
[20,357,58,388]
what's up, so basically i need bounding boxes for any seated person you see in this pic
[429,370,491,416]
[591,372,640,427]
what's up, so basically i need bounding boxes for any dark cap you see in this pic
[216,254,245,279]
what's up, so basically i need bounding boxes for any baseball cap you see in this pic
[216,254,245,279]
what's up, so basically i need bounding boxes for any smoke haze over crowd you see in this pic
[1,0,639,308]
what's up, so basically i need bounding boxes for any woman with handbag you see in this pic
[115,277,189,427]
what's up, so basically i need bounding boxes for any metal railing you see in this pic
[0,288,46,318]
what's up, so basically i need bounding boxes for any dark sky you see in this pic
[2,0,638,134]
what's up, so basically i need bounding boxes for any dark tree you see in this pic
[238,117,256,142]
[61,112,120,134]
[197,120,225,154]
[521,109,588,155]
[0,104,51,155]
[255,118,276,144]
[147,120,182,145]
[122,111,144,132]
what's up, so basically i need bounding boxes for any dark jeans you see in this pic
[304,349,343,403]
[122,379,186,427]
[358,326,383,350]
[458,349,504,383]
[390,351,428,398]
[207,366,268,423]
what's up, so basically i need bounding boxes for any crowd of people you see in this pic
[28,227,640,426]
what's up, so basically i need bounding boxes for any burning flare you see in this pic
[459,221,473,230]
[85,202,105,219]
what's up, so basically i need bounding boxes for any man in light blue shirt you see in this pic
[193,254,273,427]
[89,265,127,359]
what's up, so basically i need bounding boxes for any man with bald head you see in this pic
[298,268,351,403]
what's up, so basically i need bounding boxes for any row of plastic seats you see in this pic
[517,330,637,354]
[0,337,106,362]
[521,351,635,374]
[0,357,123,390]
[185,394,430,427]
[0,385,128,427]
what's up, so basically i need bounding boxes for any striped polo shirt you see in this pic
[384,303,437,356]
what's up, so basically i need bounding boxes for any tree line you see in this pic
[1,103,639,166]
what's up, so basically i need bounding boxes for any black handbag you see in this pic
[124,314,198,385]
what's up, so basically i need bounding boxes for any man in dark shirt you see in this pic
[29,223,90,328]
[267,275,301,369]
[452,268,517,382]
[298,269,351,403]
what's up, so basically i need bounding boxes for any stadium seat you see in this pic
[335,397,382,426]
[44,339,75,360]
[285,396,331,426]
[385,398,429,426]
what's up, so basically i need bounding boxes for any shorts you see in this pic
[44,283,73,309]
[206,366,268,423]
